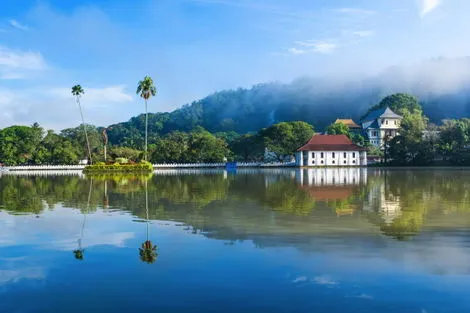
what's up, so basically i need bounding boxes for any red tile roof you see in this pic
[335,119,361,129]
[303,186,354,200]
[297,134,367,151]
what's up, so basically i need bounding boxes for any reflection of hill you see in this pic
[2,169,470,244]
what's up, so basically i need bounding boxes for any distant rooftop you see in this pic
[297,134,367,151]
[361,106,402,122]
[335,119,361,129]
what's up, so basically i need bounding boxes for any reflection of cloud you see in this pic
[0,209,136,250]
[0,267,45,285]
[292,276,307,283]
[313,276,337,285]
[52,232,135,250]
[356,293,374,300]
[0,257,26,262]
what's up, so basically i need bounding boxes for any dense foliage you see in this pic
[325,122,367,146]
[0,90,470,166]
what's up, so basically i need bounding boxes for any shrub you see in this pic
[83,160,154,174]
[115,157,128,164]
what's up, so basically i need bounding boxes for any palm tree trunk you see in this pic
[77,98,93,165]
[145,99,148,161]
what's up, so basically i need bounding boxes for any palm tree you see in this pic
[136,76,157,161]
[72,85,93,165]
[139,180,158,263]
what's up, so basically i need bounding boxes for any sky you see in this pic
[1,0,470,130]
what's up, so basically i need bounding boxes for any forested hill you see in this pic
[107,58,470,145]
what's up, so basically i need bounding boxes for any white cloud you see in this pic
[0,47,46,70]
[288,47,307,55]
[9,19,29,31]
[336,8,376,15]
[418,0,442,17]
[294,41,337,54]
[49,85,134,104]
[353,30,375,38]
[0,46,47,80]
[0,85,134,129]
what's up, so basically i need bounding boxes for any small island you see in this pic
[83,159,153,174]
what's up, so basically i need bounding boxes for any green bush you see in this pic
[115,157,128,164]
[83,160,153,174]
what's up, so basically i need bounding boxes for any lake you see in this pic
[1,168,470,313]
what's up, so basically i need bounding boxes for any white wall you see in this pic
[296,151,367,167]
[295,168,368,186]
[379,118,400,129]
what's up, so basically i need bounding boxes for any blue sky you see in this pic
[0,0,469,129]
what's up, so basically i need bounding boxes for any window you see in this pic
[312,160,315,165]
[321,160,324,164]
[344,160,347,164]
[332,152,336,158]
[332,160,335,164]
[312,152,315,158]
[353,160,356,164]
[386,120,389,125]
[321,152,324,158]
[343,152,347,158]
[353,152,356,158]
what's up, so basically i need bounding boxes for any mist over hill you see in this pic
[106,57,470,144]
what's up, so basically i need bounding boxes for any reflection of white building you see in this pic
[295,168,367,186]
[296,135,367,167]
[363,179,401,224]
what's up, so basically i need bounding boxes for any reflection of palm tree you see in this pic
[139,180,158,263]
[73,179,93,261]
[103,180,109,209]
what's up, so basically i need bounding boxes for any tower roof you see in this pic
[361,106,402,122]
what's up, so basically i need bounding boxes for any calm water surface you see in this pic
[1,168,470,313]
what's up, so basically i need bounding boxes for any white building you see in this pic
[361,106,402,148]
[295,134,367,167]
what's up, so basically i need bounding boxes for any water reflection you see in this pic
[73,179,93,261]
[1,169,470,312]
[139,180,158,264]
[1,168,470,243]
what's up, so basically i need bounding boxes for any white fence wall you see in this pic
[3,162,297,172]
[0,170,85,177]
[5,165,86,171]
